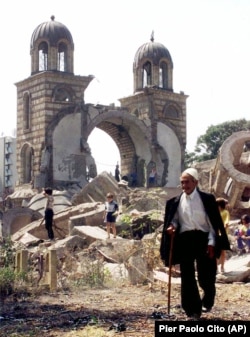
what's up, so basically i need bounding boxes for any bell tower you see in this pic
[133,32,173,93]
[119,33,188,186]
[15,16,94,189]
[30,15,74,75]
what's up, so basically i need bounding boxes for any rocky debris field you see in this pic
[0,281,250,337]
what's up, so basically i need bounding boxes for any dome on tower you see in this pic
[133,33,174,92]
[30,15,74,50]
[133,33,173,68]
[30,16,75,74]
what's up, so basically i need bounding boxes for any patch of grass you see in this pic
[70,258,112,289]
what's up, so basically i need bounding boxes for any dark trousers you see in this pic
[179,230,217,316]
[45,208,54,240]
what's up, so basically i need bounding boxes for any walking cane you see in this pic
[167,231,175,315]
[39,217,45,226]
[53,221,67,236]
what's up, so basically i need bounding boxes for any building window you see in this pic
[21,145,33,184]
[53,86,72,102]
[58,43,67,71]
[38,42,48,71]
[159,61,168,89]
[143,61,152,87]
[23,92,31,130]
[164,104,180,119]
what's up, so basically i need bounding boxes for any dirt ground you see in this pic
[0,281,250,337]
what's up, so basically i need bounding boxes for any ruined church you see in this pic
[15,16,187,190]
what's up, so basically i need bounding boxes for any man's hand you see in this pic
[207,245,215,259]
[166,224,176,236]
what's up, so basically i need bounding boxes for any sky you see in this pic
[1,0,250,174]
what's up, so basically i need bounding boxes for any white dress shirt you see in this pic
[174,188,215,245]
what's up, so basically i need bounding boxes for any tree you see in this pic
[186,119,250,164]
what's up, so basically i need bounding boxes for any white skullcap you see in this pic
[183,168,199,181]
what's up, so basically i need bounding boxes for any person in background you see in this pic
[148,167,157,187]
[160,168,230,319]
[115,164,120,182]
[130,171,137,187]
[234,214,248,255]
[43,187,54,241]
[242,215,250,252]
[216,197,230,273]
[103,193,119,239]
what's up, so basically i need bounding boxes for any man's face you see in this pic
[180,173,197,195]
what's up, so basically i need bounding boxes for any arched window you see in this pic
[23,92,30,130]
[164,104,180,119]
[53,86,72,102]
[159,61,168,89]
[21,144,33,184]
[38,42,48,71]
[58,43,67,71]
[143,61,152,87]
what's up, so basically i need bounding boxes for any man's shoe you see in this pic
[202,306,212,313]
[187,313,200,320]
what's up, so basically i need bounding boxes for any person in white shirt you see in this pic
[160,168,230,319]
[103,192,119,239]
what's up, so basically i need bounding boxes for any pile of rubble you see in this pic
[1,172,250,289]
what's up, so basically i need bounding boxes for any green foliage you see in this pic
[0,238,16,297]
[0,237,15,267]
[186,119,250,164]
[118,214,133,238]
[184,150,198,167]
[148,211,161,221]
[78,258,111,288]
[120,213,132,224]
[0,267,15,295]
[0,237,28,299]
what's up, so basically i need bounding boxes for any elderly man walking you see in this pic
[160,168,230,319]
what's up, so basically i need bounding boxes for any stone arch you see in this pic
[44,105,151,188]
[46,106,76,142]
[35,102,182,189]
[86,107,152,185]
[157,122,182,187]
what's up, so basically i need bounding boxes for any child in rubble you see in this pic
[234,214,248,255]
[103,193,119,239]
[241,214,250,253]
